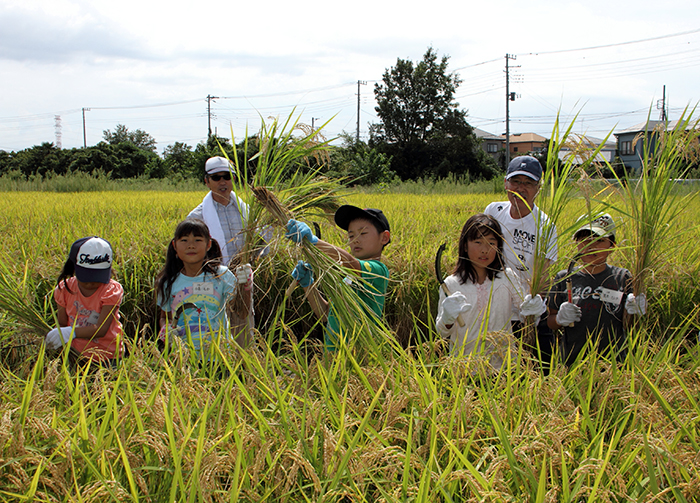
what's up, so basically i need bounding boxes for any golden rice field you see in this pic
[0,189,699,502]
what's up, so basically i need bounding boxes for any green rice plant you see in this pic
[0,253,53,337]
[604,106,699,297]
[218,113,403,362]
[2,110,700,501]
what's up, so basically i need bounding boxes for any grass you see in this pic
[1,112,699,501]
[0,188,698,501]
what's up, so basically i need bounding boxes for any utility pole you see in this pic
[658,85,668,122]
[356,80,367,142]
[505,54,517,167]
[207,95,219,139]
[82,107,90,148]
[311,117,320,132]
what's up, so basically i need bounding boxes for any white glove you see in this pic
[45,327,75,350]
[441,292,473,326]
[625,293,647,316]
[235,263,253,290]
[519,294,547,320]
[556,302,582,326]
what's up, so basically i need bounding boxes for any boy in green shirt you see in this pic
[285,205,391,351]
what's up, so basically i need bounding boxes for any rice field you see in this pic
[0,186,699,502]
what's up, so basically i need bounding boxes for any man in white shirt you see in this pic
[188,156,249,266]
[484,155,557,283]
[188,156,254,346]
[485,155,558,370]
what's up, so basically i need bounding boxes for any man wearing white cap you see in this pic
[188,156,254,344]
[188,156,248,266]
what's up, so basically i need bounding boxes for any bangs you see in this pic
[174,219,210,240]
[464,220,501,242]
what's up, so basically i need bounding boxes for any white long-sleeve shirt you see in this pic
[436,268,524,371]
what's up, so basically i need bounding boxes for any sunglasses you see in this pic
[208,173,231,181]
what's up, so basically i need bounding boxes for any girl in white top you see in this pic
[436,214,546,370]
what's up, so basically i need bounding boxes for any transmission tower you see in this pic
[54,115,62,149]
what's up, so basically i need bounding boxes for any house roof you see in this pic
[503,132,547,143]
[614,118,699,136]
[473,128,504,141]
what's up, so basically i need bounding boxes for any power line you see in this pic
[218,82,356,100]
[519,27,700,57]
[88,98,204,110]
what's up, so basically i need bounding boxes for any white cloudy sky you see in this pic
[1,0,699,153]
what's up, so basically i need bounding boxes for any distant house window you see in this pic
[487,143,498,153]
[620,140,633,156]
[514,147,519,152]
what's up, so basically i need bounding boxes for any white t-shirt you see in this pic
[484,201,558,286]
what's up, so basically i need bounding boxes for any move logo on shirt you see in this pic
[511,228,536,252]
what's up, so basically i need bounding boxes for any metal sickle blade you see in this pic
[435,242,447,285]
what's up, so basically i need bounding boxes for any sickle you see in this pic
[173,302,199,326]
[435,242,465,327]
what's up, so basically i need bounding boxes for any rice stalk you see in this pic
[216,113,344,328]
[604,106,699,297]
[0,255,53,336]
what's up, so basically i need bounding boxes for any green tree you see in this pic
[327,133,394,185]
[103,124,157,153]
[163,141,197,177]
[370,47,497,181]
[3,143,71,177]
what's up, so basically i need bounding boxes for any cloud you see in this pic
[0,4,146,62]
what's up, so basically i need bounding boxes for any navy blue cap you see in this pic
[506,156,542,182]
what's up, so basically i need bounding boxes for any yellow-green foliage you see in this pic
[1,190,699,343]
[1,190,700,501]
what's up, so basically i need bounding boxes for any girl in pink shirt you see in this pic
[45,237,124,365]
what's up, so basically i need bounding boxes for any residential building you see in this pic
[474,128,505,162]
[613,119,698,172]
[504,132,547,156]
[558,133,617,165]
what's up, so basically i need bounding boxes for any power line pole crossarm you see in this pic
[82,107,90,148]
[207,95,219,139]
[356,80,367,142]
[505,54,518,167]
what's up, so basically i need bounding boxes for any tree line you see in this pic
[0,48,502,185]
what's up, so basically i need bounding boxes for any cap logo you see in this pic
[78,252,111,266]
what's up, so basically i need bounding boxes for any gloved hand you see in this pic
[45,327,75,350]
[285,219,318,245]
[291,260,314,288]
[441,292,473,326]
[235,263,254,290]
[625,293,647,315]
[556,302,582,326]
[519,294,547,320]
